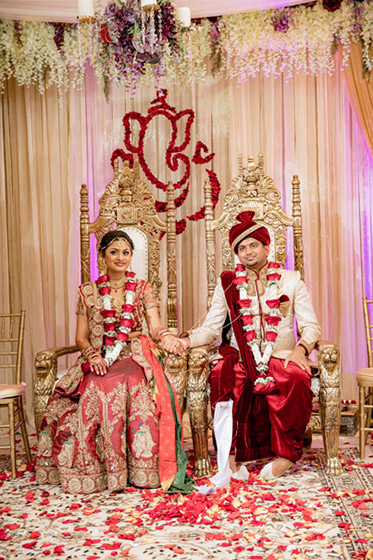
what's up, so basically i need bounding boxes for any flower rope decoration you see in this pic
[1,2,372,102]
[100,0,179,97]
[234,261,282,394]
[82,271,137,373]
[111,89,221,234]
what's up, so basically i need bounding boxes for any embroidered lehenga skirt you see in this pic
[36,357,160,494]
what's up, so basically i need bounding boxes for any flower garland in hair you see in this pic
[233,262,282,394]
[97,271,137,368]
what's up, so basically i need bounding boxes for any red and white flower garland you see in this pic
[234,262,282,387]
[97,271,137,368]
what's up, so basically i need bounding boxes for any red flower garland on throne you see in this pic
[110,89,221,234]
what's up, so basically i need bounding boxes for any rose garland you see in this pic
[97,271,137,368]
[233,262,282,393]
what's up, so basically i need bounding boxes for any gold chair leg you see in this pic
[359,385,366,461]
[8,400,17,478]
[364,390,373,448]
[19,398,32,463]
[318,343,342,475]
[187,347,211,477]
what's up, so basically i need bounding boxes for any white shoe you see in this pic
[231,465,249,481]
[259,461,278,481]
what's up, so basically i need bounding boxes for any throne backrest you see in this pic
[204,153,304,305]
[79,156,177,330]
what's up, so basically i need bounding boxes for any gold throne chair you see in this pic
[34,157,186,435]
[187,153,342,476]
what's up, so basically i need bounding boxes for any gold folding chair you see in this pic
[357,296,373,460]
[0,311,32,477]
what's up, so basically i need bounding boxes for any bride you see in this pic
[36,229,193,494]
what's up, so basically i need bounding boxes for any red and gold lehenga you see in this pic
[36,280,193,495]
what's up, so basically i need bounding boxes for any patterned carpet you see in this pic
[0,438,373,560]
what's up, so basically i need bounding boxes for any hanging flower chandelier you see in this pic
[77,0,190,95]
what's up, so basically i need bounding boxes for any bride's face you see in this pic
[104,240,132,276]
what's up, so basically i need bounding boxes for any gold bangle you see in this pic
[159,331,172,339]
[154,327,167,341]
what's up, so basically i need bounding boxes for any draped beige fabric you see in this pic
[341,43,373,157]
[1,50,372,428]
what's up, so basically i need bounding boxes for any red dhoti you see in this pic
[209,349,313,463]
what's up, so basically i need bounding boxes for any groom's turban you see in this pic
[229,211,271,254]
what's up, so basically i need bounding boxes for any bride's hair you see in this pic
[99,230,134,254]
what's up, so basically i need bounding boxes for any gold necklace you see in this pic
[109,277,126,288]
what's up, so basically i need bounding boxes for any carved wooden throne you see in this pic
[188,153,343,476]
[34,157,185,434]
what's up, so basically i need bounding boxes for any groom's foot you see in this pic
[271,457,293,477]
[260,457,293,480]
[229,455,241,473]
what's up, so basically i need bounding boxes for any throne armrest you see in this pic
[34,344,79,433]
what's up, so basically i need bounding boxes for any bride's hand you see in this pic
[89,356,108,376]
[160,335,186,356]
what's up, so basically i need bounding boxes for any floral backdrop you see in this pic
[0,0,372,101]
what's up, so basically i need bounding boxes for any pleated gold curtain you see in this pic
[1,48,372,428]
[341,43,373,157]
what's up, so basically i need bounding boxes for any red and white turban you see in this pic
[229,211,270,254]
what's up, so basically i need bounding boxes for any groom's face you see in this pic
[237,237,270,271]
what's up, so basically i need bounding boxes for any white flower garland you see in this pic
[234,262,282,386]
[97,272,136,368]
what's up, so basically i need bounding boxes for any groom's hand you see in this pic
[284,345,311,375]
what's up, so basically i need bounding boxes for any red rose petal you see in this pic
[30,531,41,538]
[22,541,38,549]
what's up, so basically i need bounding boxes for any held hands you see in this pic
[284,345,311,375]
[160,334,189,356]
[89,355,108,376]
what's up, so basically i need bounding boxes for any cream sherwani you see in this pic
[188,263,322,469]
[189,264,321,358]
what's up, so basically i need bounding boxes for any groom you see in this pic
[175,211,321,482]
